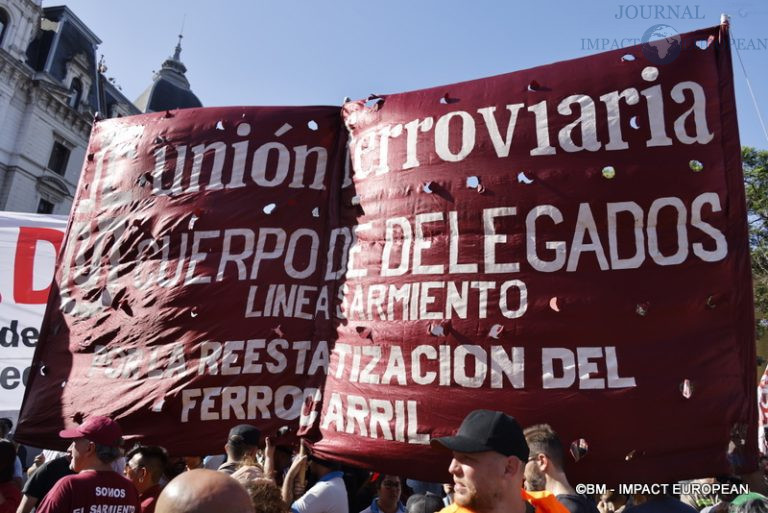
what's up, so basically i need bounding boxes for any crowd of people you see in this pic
[0,411,767,513]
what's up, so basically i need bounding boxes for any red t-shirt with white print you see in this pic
[36,470,140,513]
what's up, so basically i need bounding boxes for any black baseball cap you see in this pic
[228,424,261,446]
[431,409,529,461]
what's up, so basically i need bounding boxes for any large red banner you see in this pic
[18,24,755,484]
[17,106,348,451]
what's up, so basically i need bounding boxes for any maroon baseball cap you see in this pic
[59,416,123,447]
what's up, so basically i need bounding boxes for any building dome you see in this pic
[135,35,202,113]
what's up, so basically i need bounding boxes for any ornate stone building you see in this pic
[0,1,202,215]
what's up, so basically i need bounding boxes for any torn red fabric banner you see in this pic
[17,24,755,484]
[311,23,755,483]
[16,106,348,454]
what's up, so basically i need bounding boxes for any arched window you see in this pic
[68,77,83,109]
[0,9,9,48]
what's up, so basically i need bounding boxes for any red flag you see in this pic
[17,24,755,484]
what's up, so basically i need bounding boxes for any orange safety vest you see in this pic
[438,489,569,513]
[522,490,571,513]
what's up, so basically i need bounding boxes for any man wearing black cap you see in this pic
[431,409,568,513]
[35,415,141,513]
[218,424,262,475]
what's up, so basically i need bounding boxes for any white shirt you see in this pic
[291,471,348,513]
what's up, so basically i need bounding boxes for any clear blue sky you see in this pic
[52,0,768,149]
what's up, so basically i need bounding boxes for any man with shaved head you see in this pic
[155,469,254,513]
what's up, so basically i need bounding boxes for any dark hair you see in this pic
[0,439,16,482]
[94,443,122,465]
[523,423,565,469]
[245,478,290,513]
[126,445,169,482]
[374,474,400,490]
[226,437,252,461]
[0,418,12,436]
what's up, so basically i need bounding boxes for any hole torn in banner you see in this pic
[62,299,75,314]
[365,94,384,110]
[517,172,534,184]
[570,439,589,461]
[100,289,112,307]
[237,123,251,136]
[439,93,459,104]
[428,324,445,337]
[641,66,659,81]
[680,379,693,399]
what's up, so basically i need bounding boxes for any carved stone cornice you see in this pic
[0,49,34,88]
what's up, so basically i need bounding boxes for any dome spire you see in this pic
[133,14,201,113]
[173,33,182,61]
[172,15,185,61]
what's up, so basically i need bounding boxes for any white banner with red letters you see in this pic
[0,212,66,411]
